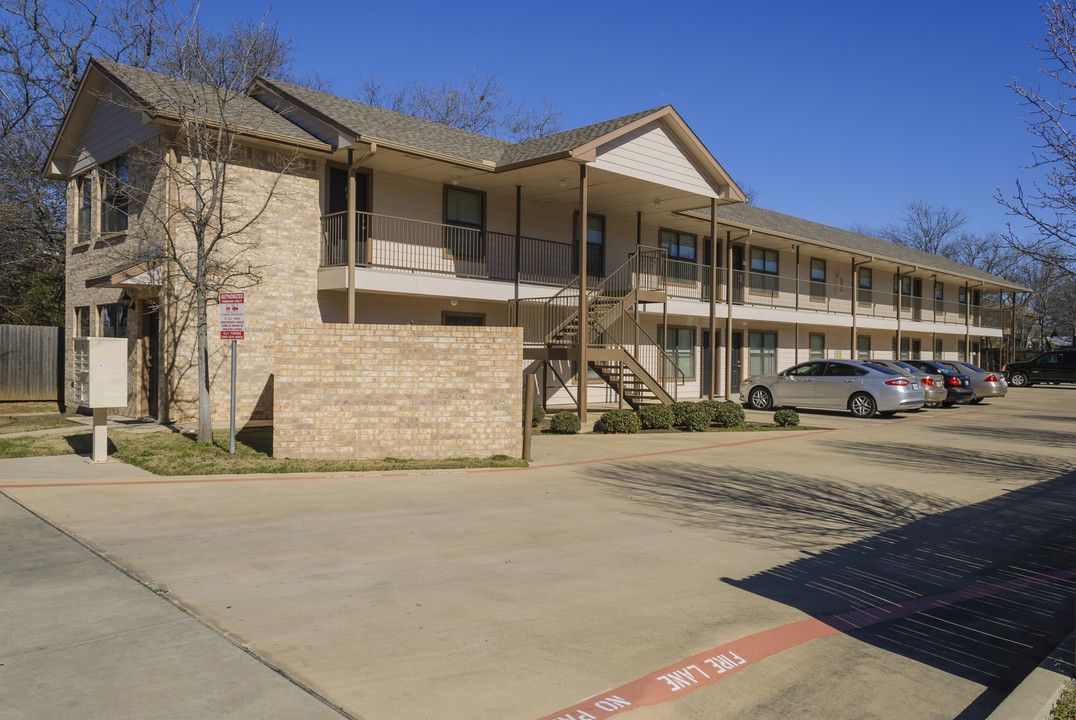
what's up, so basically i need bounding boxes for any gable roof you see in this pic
[694,203,1028,291]
[45,59,329,177]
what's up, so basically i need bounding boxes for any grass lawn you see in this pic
[0,426,527,475]
[1053,680,1076,719]
[0,413,84,434]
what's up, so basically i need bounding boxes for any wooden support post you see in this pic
[522,373,535,462]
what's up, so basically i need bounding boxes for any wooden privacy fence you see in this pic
[0,325,64,402]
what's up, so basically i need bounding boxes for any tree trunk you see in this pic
[196,287,213,442]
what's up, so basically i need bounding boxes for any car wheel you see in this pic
[1009,372,1030,387]
[748,387,773,411]
[848,392,877,418]
[969,397,983,404]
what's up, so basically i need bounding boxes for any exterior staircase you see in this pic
[511,246,684,409]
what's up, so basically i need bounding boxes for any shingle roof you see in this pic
[92,58,324,147]
[702,203,1026,290]
[256,76,667,168]
[254,76,512,164]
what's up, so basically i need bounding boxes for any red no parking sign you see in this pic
[219,292,245,340]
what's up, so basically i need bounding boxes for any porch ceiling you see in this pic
[343,145,727,224]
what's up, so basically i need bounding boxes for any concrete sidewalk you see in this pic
[0,460,343,719]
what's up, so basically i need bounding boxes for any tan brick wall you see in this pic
[273,323,523,460]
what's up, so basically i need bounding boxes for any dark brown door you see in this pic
[141,302,159,418]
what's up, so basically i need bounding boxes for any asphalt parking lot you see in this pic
[2,388,1075,719]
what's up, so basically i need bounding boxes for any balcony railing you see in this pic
[321,210,575,287]
[320,211,1002,329]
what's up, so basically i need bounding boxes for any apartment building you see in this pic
[46,59,1023,424]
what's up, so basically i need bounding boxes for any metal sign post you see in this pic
[219,293,245,454]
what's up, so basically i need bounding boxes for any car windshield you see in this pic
[960,362,986,373]
[868,364,900,376]
[893,361,918,373]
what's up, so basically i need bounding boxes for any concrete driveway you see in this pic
[2,388,1075,719]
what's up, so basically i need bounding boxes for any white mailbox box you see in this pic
[73,337,128,407]
[72,337,127,463]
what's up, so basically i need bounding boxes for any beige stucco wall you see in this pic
[273,322,523,460]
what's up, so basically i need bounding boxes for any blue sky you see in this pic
[201,1,1048,237]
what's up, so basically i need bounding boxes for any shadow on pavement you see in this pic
[588,460,1076,719]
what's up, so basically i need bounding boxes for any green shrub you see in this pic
[548,411,581,434]
[593,409,641,434]
[773,408,800,427]
[527,404,546,428]
[637,404,673,429]
[671,401,697,428]
[681,403,712,432]
[713,401,746,428]
[698,400,721,424]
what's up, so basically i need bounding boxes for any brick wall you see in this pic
[274,323,523,460]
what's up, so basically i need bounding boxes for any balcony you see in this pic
[320,211,1002,330]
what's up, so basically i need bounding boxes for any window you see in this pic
[442,312,484,326]
[662,326,695,379]
[75,306,90,337]
[444,187,484,259]
[77,175,92,244]
[101,155,129,234]
[573,213,605,276]
[893,337,910,361]
[660,229,697,282]
[749,248,778,293]
[958,339,967,361]
[99,303,128,338]
[857,335,871,360]
[858,267,872,304]
[809,333,825,360]
[809,258,826,300]
[934,283,944,314]
[749,331,777,376]
[934,338,943,359]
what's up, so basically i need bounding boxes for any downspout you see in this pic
[514,185,522,300]
[346,142,377,324]
[895,266,902,359]
[577,164,589,422]
[725,229,751,400]
[708,198,717,400]
[851,258,858,358]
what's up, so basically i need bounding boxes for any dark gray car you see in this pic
[1003,350,1076,387]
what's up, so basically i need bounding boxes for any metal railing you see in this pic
[320,211,575,286]
[320,211,1003,329]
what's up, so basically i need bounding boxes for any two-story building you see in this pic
[46,58,1024,426]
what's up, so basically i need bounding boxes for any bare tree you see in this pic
[108,17,301,441]
[856,199,968,256]
[357,68,563,141]
[998,1,1076,277]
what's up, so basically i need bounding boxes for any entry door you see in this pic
[327,168,369,264]
[140,302,159,418]
[731,331,743,389]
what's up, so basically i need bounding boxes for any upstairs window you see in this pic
[809,258,826,300]
[101,155,129,234]
[77,175,93,244]
[749,248,778,293]
[444,186,484,259]
[660,229,697,282]
[573,213,605,276]
[858,267,872,304]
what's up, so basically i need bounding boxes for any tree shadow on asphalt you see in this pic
[588,463,961,550]
[587,457,1076,718]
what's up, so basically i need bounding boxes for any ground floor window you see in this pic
[893,337,910,360]
[442,312,484,326]
[99,303,127,338]
[934,338,943,358]
[958,339,967,361]
[75,306,90,337]
[809,333,825,360]
[749,331,777,376]
[662,326,695,379]
[857,335,871,360]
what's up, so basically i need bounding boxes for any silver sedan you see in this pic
[934,360,1007,403]
[739,359,926,418]
[863,359,947,406]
